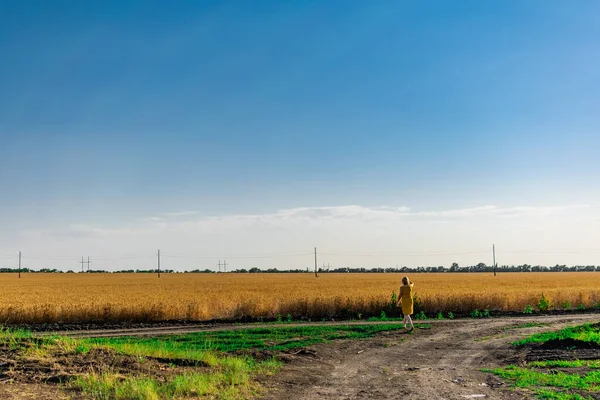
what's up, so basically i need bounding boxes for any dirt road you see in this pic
[261,314,600,400]
[31,314,600,399]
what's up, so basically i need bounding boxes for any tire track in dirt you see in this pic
[43,313,598,338]
[261,314,600,400]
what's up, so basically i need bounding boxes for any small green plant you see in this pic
[578,303,585,311]
[537,293,550,312]
[357,313,362,320]
[285,313,292,323]
[523,304,533,314]
[561,300,571,310]
[470,309,482,318]
[436,312,445,320]
[74,344,90,354]
[414,310,427,320]
[447,312,454,319]
[483,308,491,318]
[389,291,398,309]
[276,314,283,323]
[412,293,422,312]
[379,311,387,321]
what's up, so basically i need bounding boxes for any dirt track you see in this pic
[23,314,600,399]
[261,314,600,400]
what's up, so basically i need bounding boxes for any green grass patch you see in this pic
[535,388,595,400]
[487,366,600,399]
[82,323,430,357]
[529,360,600,369]
[0,326,36,349]
[513,323,600,347]
[486,323,600,399]
[71,370,261,400]
[489,366,600,390]
[70,345,280,399]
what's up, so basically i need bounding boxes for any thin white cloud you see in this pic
[164,211,198,217]
[211,204,589,223]
[29,205,589,236]
[411,205,589,219]
[20,204,591,239]
[140,216,164,223]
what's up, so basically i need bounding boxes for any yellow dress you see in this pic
[400,284,414,315]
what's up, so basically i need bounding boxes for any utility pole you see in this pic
[217,260,221,272]
[493,244,497,277]
[157,249,161,278]
[18,251,21,278]
[314,247,318,277]
[79,257,91,272]
[223,260,228,273]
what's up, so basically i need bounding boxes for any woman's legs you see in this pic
[402,314,412,329]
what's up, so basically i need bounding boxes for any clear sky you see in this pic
[1,1,599,271]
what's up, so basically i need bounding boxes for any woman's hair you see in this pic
[402,276,411,285]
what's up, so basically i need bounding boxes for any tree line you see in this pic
[230,263,600,273]
[1,263,598,274]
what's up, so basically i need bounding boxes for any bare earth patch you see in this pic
[261,314,600,400]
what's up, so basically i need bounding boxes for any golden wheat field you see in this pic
[1,272,600,324]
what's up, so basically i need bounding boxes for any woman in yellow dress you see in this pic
[399,276,414,331]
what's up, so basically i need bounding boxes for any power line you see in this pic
[92,255,155,260]
[22,254,154,261]
[501,249,600,254]
[320,250,490,257]
[23,256,81,261]
[163,252,312,260]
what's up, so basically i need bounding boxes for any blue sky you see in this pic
[1,1,599,269]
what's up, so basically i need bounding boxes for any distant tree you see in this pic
[475,263,487,272]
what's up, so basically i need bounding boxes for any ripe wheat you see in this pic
[0,273,599,324]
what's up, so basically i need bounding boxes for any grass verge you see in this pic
[513,323,600,347]
[81,323,431,356]
[485,322,600,399]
